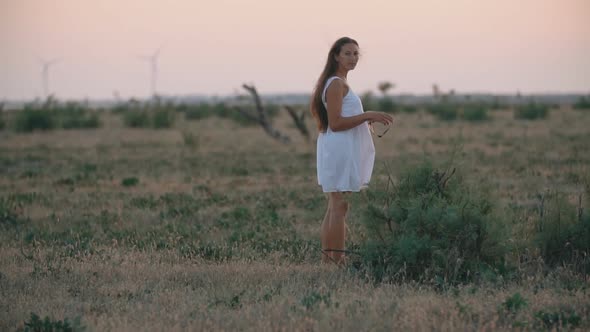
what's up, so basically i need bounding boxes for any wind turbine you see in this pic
[37,57,61,99]
[138,46,162,98]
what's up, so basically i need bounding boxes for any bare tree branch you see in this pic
[284,105,310,142]
[237,84,291,144]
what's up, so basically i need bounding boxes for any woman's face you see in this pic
[335,43,360,71]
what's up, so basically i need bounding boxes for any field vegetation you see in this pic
[0,96,589,331]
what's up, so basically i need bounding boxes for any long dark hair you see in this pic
[310,37,359,132]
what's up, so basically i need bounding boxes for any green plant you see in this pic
[534,191,590,273]
[121,177,139,187]
[152,108,175,128]
[573,96,590,110]
[501,293,527,314]
[401,105,418,113]
[534,308,581,329]
[184,103,214,120]
[462,104,489,122]
[182,131,200,148]
[20,312,85,332]
[13,100,101,132]
[514,102,549,120]
[378,97,397,113]
[0,197,21,227]
[301,291,332,310]
[427,103,458,121]
[56,102,101,129]
[123,110,151,128]
[361,91,378,111]
[358,158,509,283]
[14,108,57,132]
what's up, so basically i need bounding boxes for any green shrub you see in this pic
[361,91,378,112]
[57,103,101,129]
[122,108,174,129]
[534,191,590,273]
[152,108,175,128]
[123,110,151,128]
[0,197,21,227]
[301,291,332,310]
[501,293,528,314]
[378,97,397,113]
[573,96,590,110]
[182,130,199,148]
[534,308,581,329]
[184,103,214,120]
[121,177,139,187]
[21,312,85,332]
[0,112,5,130]
[358,158,509,283]
[13,101,100,132]
[426,103,458,121]
[401,105,418,113]
[490,97,508,111]
[462,104,489,122]
[514,102,549,120]
[14,108,57,132]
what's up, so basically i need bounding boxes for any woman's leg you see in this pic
[320,196,332,263]
[327,192,349,264]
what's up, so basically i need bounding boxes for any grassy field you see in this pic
[1,106,589,331]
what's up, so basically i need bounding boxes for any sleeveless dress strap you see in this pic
[321,76,343,106]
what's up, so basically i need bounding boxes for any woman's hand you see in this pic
[364,111,394,125]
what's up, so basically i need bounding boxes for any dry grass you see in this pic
[2,247,588,331]
[1,107,589,330]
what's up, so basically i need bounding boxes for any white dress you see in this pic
[316,76,376,192]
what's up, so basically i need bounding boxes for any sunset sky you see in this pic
[1,0,589,100]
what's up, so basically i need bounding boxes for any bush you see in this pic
[0,197,21,227]
[358,159,509,283]
[514,102,549,120]
[0,113,5,130]
[490,97,508,111]
[119,99,175,129]
[57,102,101,129]
[20,312,85,332]
[152,108,175,128]
[534,308,581,329]
[121,177,139,187]
[14,108,57,132]
[12,100,101,132]
[534,191,590,273]
[361,91,378,112]
[377,97,397,113]
[573,96,590,110]
[122,110,151,128]
[501,293,528,314]
[426,103,458,121]
[462,104,490,122]
[401,105,418,113]
[184,103,215,120]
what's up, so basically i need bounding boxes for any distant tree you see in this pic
[377,81,396,113]
[432,84,441,99]
[378,81,394,95]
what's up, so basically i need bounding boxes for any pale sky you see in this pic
[1,0,589,100]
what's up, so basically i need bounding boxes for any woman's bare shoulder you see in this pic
[326,78,349,97]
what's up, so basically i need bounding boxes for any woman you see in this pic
[311,37,393,264]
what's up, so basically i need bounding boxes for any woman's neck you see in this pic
[334,69,348,80]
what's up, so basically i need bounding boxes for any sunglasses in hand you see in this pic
[369,122,391,138]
